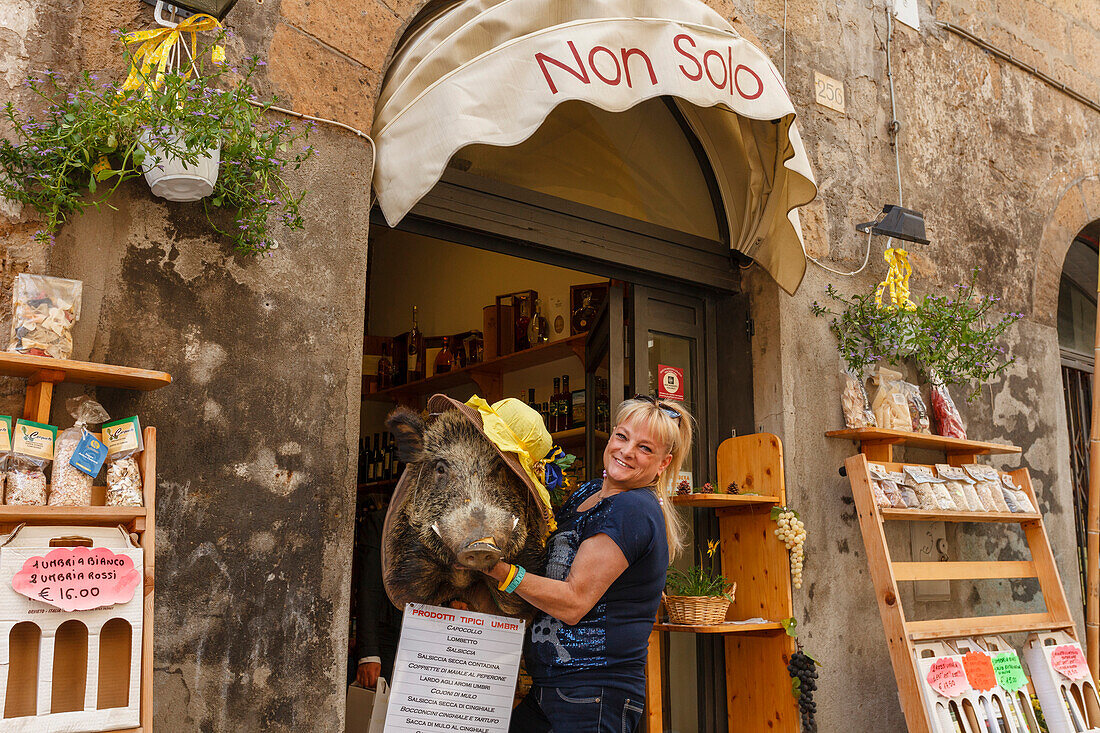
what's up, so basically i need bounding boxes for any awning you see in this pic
[371,0,818,294]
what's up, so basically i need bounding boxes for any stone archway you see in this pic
[1033,174,1100,326]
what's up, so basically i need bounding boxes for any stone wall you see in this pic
[2,0,1098,729]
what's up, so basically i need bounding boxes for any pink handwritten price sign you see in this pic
[927,657,971,698]
[11,547,140,612]
[1051,644,1091,681]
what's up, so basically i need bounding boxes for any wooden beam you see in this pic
[893,560,1037,582]
[906,613,1069,641]
[644,621,664,733]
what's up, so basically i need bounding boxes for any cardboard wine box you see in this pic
[0,525,143,732]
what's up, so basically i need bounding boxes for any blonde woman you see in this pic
[483,395,693,733]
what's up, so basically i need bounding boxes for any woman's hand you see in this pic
[485,533,628,625]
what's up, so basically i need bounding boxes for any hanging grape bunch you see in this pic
[788,650,819,732]
[772,506,806,589]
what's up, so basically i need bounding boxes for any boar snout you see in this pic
[457,535,503,570]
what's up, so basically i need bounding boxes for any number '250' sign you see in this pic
[12,546,141,612]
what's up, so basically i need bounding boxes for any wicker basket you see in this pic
[664,586,735,625]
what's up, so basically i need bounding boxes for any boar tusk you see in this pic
[512,515,520,531]
[431,523,442,538]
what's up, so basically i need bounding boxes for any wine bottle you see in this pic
[376,342,393,389]
[572,291,597,333]
[515,296,532,351]
[551,377,562,432]
[561,375,573,430]
[527,298,550,345]
[528,388,537,411]
[540,401,549,426]
[407,305,424,382]
[357,437,366,484]
[365,435,375,481]
[435,336,454,374]
[383,434,393,479]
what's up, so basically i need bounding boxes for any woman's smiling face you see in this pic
[603,417,673,490]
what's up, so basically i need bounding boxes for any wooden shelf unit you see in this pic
[645,433,798,733]
[363,333,586,405]
[0,356,167,732]
[842,442,1078,733]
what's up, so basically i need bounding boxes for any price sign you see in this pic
[1051,644,1090,681]
[12,547,141,612]
[813,71,846,114]
[962,651,997,692]
[992,652,1027,692]
[385,603,525,732]
[658,365,685,401]
[927,657,970,698]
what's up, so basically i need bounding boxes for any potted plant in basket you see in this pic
[664,540,736,625]
[0,23,313,255]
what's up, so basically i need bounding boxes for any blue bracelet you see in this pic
[504,565,525,593]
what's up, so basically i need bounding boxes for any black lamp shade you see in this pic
[856,205,929,245]
[143,0,239,20]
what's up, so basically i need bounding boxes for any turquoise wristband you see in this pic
[504,565,525,593]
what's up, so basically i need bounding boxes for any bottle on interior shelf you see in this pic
[384,433,395,480]
[435,336,454,375]
[572,291,597,334]
[407,305,424,382]
[515,296,532,351]
[527,298,550,346]
[551,377,562,432]
[540,401,550,426]
[377,342,393,390]
[527,388,538,411]
[357,437,366,484]
[572,386,586,429]
[561,375,573,431]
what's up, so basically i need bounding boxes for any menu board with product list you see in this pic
[384,603,525,733]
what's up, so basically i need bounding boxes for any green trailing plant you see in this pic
[811,267,1022,399]
[665,539,735,600]
[0,30,313,254]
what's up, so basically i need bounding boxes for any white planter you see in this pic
[139,131,221,202]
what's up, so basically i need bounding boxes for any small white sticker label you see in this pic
[814,71,846,114]
[893,0,920,31]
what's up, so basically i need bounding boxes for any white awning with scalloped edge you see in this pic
[371,0,818,294]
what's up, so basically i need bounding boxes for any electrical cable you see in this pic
[807,230,875,276]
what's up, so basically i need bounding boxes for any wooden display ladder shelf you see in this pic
[826,427,1020,466]
[837,431,1079,733]
[644,434,798,733]
[0,354,170,733]
[363,333,585,405]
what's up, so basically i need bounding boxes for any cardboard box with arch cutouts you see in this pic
[0,524,143,732]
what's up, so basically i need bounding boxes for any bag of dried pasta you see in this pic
[870,367,912,431]
[964,465,1010,512]
[8,273,82,360]
[934,464,972,511]
[890,471,919,508]
[49,396,110,507]
[840,370,876,429]
[0,416,11,502]
[1000,473,1036,514]
[868,463,901,508]
[904,465,957,510]
[102,416,144,506]
[6,419,56,505]
[899,381,931,434]
[930,383,967,440]
[937,464,983,511]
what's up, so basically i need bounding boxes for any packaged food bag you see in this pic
[870,367,912,431]
[49,396,110,507]
[930,382,967,440]
[1000,473,1036,514]
[868,463,897,508]
[840,370,876,429]
[937,464,983,511]
[6,419,56,505]
[965,465,1010,512]
[0,416,11,500]
[904,465,957,510]
[8,273,83,359]
[102,416,144,506]
[899,381,931,434]
[889,471,919,508]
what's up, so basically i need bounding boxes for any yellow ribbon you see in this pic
[874,247,917,311]
[464,396,556,532]
[119,14,225,96]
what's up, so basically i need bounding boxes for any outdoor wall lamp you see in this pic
[141,0,238,20]
[856,205,929,245]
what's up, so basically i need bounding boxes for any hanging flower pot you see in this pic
[138,130,221,202]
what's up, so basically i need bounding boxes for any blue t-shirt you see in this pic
[526,479,668,695]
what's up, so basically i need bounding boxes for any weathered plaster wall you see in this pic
[1,0,1098,728]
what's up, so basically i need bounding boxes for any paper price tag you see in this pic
[13,419,56,461]
[0,415,11,453]
[927,657,971,698]
[992,651,1027,692]
[962,651,997,692]
[70,430,108,477]
[1051,644,1090,681]
[12,546,141,612]
[102,416,143,456]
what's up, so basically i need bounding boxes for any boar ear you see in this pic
[386,407,426,462]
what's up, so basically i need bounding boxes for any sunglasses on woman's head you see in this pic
[633,394,682,421]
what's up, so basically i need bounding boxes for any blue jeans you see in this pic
[508,685,644,733]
